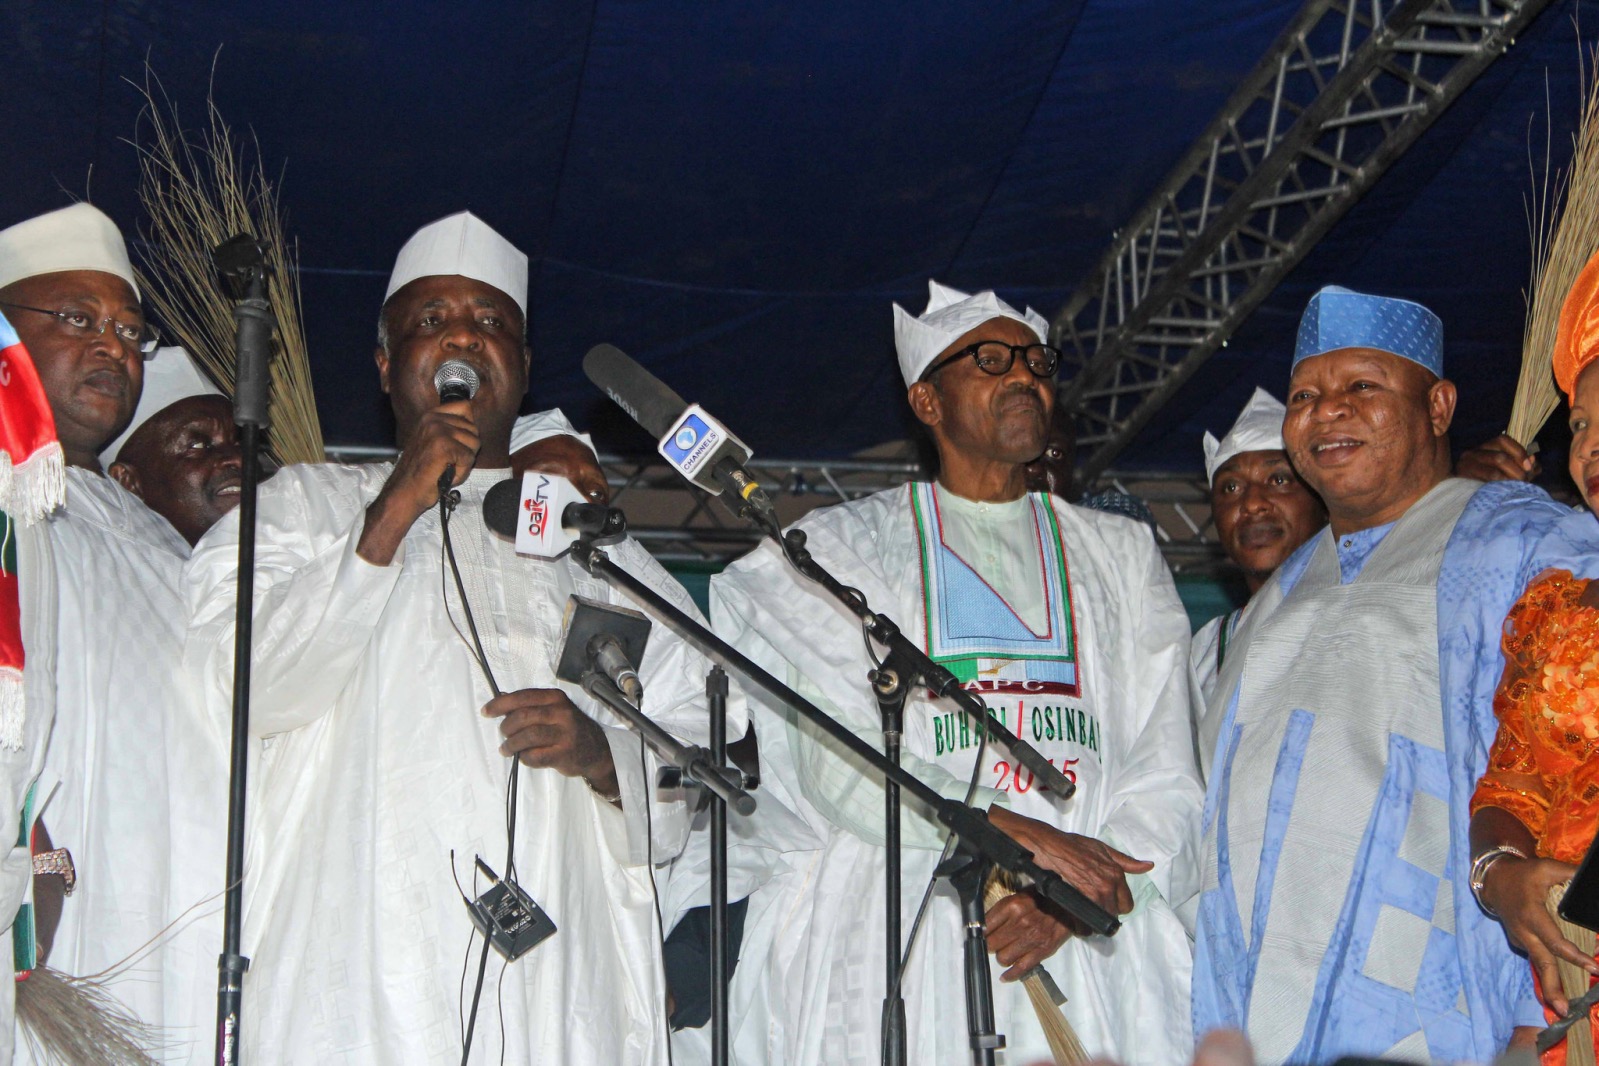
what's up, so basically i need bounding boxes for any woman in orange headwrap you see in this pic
[1472,250,1599,1064]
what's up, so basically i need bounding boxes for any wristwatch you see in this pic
[31,847,75,896]
[1469,844,1528,915]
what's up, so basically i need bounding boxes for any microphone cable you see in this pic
[434,477,525,1066]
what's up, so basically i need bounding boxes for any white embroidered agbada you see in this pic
[19,468,225,1063]
[711,483,1202,1066]
[184,462,721,1064]
[1,515,58,1064]
[1187,609,1241,777]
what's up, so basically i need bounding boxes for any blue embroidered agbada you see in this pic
[1194,481,1599,1062]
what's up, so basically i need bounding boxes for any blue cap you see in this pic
[1292,285,1443,377]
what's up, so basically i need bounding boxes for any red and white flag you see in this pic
[0,310,63,748]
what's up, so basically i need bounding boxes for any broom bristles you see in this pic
[15,965,163,1065]
[1547,881,1598,1065]
[127,62,324,467]
[1511,39,1599,447]
[984,873,1089,1066]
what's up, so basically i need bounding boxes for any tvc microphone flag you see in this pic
[0,310,65,752]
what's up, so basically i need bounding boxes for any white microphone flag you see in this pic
[513,471,589,558]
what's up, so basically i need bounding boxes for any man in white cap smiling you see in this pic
[0,202,224,1062]
[103,346,256,547]
[709,281,1201,1064]
[185,210,722,1063]
[1191,285,1599,1062]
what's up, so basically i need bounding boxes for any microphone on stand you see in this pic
[555,596,652,704]
[481,473,626,558]
[433,360,480,494]
[582,344,777,527]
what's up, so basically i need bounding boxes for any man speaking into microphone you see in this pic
[185,211,722,1064]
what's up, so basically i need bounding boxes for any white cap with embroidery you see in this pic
[0,202,140,299]
[385,210,528,315]
[1202,387,1287,485]
[892,280,1048,387]
[101,347,223,466]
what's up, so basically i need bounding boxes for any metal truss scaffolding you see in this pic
[1054,0,1554,485]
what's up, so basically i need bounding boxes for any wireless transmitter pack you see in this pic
[466,857,557,962]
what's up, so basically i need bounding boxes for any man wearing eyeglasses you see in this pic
[0,202,223,1063]
[709,281,1202,1064]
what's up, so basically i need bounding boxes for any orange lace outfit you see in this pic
[1472,569,1599,1063]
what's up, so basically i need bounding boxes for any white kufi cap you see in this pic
[0,203,139,300]
[101,347,223,466]
[1202,387,1287,485]
[510,408,596,459]
[892,280,1048,387]
[385,210,528,315]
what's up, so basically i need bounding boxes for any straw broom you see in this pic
[1510,45,1599,447]
[15,966,161,1065]
[127,65,324,466]
[984,871,1088,1065]
[1547,882,1598,1065]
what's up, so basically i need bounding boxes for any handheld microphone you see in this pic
[433,361,481,495]
[434,360,480,403]
[482,473,626,558]
[582,344,776,525]
[556,596,652,705]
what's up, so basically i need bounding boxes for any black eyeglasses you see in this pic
[921,341,1059,382]
[0,302,160,355]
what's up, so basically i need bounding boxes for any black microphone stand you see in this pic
[210,234,277,1066]
[578,671,755,817]
[719,495,1077,1065]
[706,665,732,1066]
[565,525,1116,1066]
[573,665,751,1066]
[872,648,912,1066]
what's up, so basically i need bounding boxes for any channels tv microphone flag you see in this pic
[582,344,776,526]
[582,342,1073,798]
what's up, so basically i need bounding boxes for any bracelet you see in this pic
[1469,844,1528,915]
